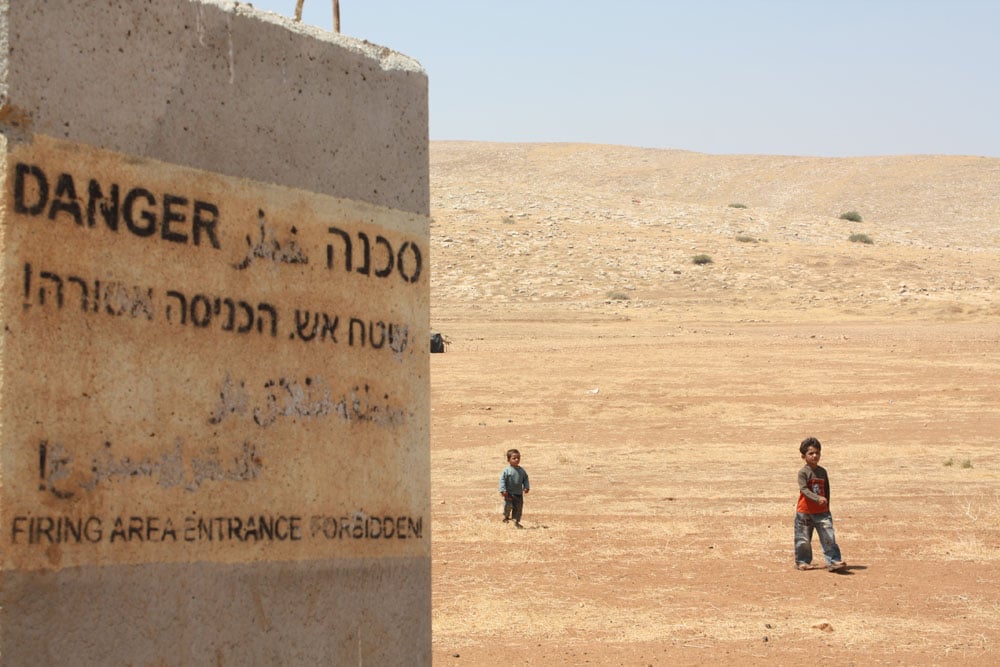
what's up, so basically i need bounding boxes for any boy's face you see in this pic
[802,446,821,468]
[508,453,521,466]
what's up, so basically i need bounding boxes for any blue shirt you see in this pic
[499,465,529,495]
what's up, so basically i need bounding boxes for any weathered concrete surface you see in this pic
[0,0,428,215]
[4,558,429,664]
[0,1,429,664]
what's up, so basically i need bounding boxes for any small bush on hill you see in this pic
[692,254,713,265]
[606,291,629,301]
[849,233,874,245]
[728,203,748,209]
[839,211,863,222]
[735,235,758,243]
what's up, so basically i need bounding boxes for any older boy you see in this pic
[795,436,847,572]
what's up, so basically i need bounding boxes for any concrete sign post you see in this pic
[1,1,430,664]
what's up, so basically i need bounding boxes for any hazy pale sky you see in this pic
[250,0,1000,158]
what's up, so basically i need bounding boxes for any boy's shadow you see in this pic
[833,564,867,575]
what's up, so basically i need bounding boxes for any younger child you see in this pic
[794,436,847,572]
[499,448,530,528]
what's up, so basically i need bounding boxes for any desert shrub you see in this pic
[501,215,516,224]
[839,211,863,222]
[606,291,629,301]
[728,203,748,209]
[735,235,758,243]
[692,254,713,265]
[961,458,974,469]
[849,233,874,245]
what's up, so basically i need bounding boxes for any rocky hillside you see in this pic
[429,142,1000,320]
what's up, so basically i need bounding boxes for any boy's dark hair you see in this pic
[506,448,520,461]
[799,437,822,456]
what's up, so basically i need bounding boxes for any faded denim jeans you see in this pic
[794,511,843,566]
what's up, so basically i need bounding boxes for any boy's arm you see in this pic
[523,470,529,493]
[499,469,508,496]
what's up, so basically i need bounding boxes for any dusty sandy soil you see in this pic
[427,143,1000,666]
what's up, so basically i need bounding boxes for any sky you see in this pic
[249,1,1000,158]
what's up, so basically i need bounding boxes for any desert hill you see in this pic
[429,142,1000,320]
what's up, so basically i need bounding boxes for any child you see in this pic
[499,449,530,528]
[794,436,847,572]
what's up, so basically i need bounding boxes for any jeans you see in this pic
[794,511,842,566]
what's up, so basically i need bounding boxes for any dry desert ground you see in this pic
[427,142,1000,666]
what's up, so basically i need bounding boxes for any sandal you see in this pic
[796,563,812,571]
